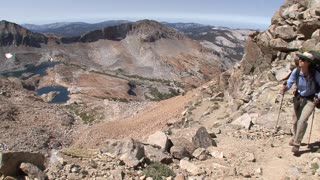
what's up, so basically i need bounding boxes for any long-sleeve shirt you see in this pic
[286,68,320,99]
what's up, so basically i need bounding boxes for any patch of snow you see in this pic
[5,53,13,59]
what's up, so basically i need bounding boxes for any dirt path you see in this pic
[73,88,200,148]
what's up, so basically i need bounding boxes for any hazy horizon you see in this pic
[1,0,284,30]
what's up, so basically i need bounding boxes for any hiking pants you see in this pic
[292,96,315,146]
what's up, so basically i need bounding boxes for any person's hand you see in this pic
[275,93,283,103]
[279,85,287,95]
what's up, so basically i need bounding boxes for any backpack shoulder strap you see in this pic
[314,69,320,91]
[295,67,300,86]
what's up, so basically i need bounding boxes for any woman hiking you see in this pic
[280,51,320,154]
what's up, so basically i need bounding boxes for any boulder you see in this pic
[239,37,273,75]
[312,29,320,40]
[206,147,224,159]
[301,39,318,52]
[147,131,171,152]
[314,43,320,51]
[275,68,291,81]
[170,127,214,154]
[287,40,304,50]
[20,163,45,180]
[170,146,192,160]
[101,138,145,167]
[192,148,209,161]
[231,113,254,130]
[269,38,288,51]
[144,146,173,164]
[0,152,45,177]
[281,4,300,19]
[274,26,297,40]
[298,20,320,39]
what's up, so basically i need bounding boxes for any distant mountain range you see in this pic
[21,21,225,37]
[22,20,131,37]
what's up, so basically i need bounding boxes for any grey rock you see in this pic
[275,68,291,81]
[255,167,263,175]
[170,146,192,160]
[274,26,297,40]
[287,40,304,50]
[192,148,209,161]
[20,163,45,180]
[206,146,224,159]
[0,151,45,177]
[147,131,171,152]
[269,38,288,51]
[312,29,320,40]
[302,39,318,52]
[170,126,214,154]
[144,146,173,164]
[244,152,256,162]
[231,113,253,130]
[71,165,81,173]
[298,20,320,39]
[281,4,300,19]
[101,138,145,167]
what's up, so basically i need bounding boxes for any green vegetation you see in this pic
[108,97,130,102]
[61,147,95,158]
[143,162,175,180]
[66,103,103,124]
[148,87,180,101]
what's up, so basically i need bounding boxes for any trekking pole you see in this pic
[271,93,284,147]
[307,106,316,147]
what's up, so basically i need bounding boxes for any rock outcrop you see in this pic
[0,20,47,47]
[223,0,320,103]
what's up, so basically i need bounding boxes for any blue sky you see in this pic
[1,0,284,29]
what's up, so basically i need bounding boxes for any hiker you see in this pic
[279,51,320,154]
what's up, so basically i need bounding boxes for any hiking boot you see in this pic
[289,139,294,146]
[291,145,300,154]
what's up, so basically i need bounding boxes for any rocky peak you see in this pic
[130,20,184,42]
[61,19,184,44]
[0,20,47,47]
